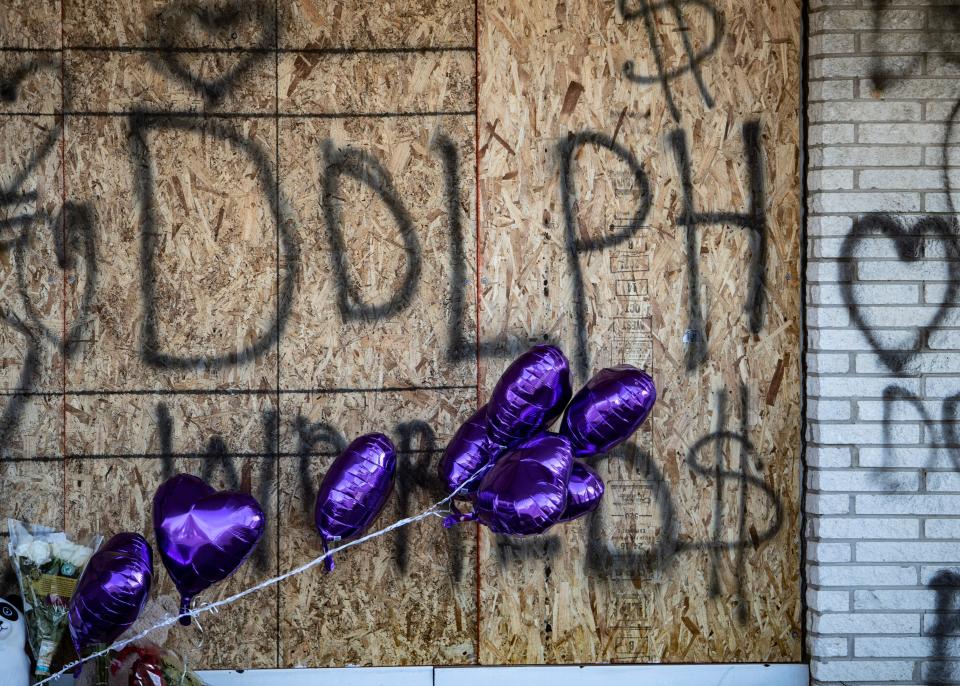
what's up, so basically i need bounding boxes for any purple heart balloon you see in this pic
[486,345,572,451]
[315,433,396,571]
[560,365,657,457]
[557,461,605,523]
[472,433,574,536]
[438,404,494,496]
[68,533,152,657]
[153,473,266,625]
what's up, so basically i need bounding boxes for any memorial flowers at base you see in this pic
[7,519,101,677]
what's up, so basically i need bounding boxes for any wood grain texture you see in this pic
[476,0,802,664]
[0,0,801,669]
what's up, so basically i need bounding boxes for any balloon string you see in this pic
[33,474,480,686]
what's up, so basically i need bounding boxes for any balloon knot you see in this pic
[179,597,193,626]
[443,509,477,528]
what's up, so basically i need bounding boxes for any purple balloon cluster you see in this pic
[66,430,399,653]
[62,345,654,659]
[440,345,657,536]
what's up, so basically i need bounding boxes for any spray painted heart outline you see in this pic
[147,0,275,105]
[840,213,960,374]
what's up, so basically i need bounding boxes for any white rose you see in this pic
[51,540,93,567]
[66,543,93,567]
[18,539,52,566]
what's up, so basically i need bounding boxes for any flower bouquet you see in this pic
[7,519,101,678]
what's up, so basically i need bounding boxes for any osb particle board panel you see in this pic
[476,0,802,664]
[0,0,801,670]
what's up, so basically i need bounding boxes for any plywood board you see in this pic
[476,0,802,664]
[0,0,801,671]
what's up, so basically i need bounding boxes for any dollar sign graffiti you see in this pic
[685,385,782,624]
[617,0,724,122]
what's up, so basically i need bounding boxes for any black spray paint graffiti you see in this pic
[586,385,782,623]
[559,121,767,375]
[0,2,786,616]
[146,0,276,106]
[130,113,301,371]
[868,0,960,94]
[925,570,960,685]
[841,214,960,375]
[153,404,468,578]
[617,0,724,122]
[671,121,767,370]
[146,385,782,614]
[321,140,423,320]
[879,386,960,485]
[559,131,652,379]
[0,57,96,454]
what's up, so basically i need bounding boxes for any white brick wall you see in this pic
[806,1,960,683]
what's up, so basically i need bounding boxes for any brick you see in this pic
[810,375,920,398]
[809,541,854,562]
[810,168,855,191]
[811,658,915,681]
[807,124,857,146]
[924,144,960,166]
[871,77,960,100]
[859,123,946,145]
[810,283,919,306]
[808,215,853,236]
[924,613,960,636]
[809,445,854,466]
[856,636,948,657]
[929,327,960,350]
[858,260,955,280]
[811,636,849,657]
[811,191,921,213]
[927,100,960,121]
[925,283,955,305]
[857,352,960,375]
[856,400,940,422]
[807,493,852,516]
[810,34,857,55]
[927,473,960,492]
[854,589,939,610]
[807,306,849,327]
[811,470,919,491]
[807,329,871,352]
[811,519,919,541]
[857,541,960,562]
[860,447,952,469]
[819,145,923,167]
[809,588,852,612]
[869,32,923,53]
[806,352,851,373]
[815,100,922,122]
[859,168,946,190]
[811,9,923,31]
[811,612,920,634]
[923,192,953,213]
[809,80,856,102]
[925,519,960,538]
[812,564,918,586]
[811,423,919,445]
[857,495,960,516]
[921,660,960,683]
[806,260,843,283]
[921,566,960,585]
[925,376,960,398]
